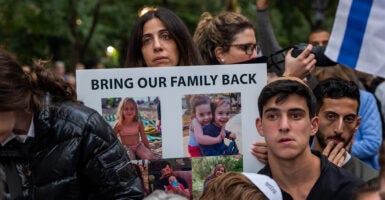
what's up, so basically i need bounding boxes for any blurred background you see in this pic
[0,0,337,73]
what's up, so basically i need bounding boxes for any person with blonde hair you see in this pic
[200,171,282,200]
[203,163,226,191]
[114,97,154,160]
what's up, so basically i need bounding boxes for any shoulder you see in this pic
[345,155,378,181]
[258,164,271,177]
[360,90,377,103]
[315,150,363,185]
[51,101,115,141]
[55,101,99,123]
[321,155,364,186]
[313,154,363,199]
[138,120,144,127]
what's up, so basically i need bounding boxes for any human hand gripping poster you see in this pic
[76,63,267,199]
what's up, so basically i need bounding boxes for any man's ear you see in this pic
[355,116,362,132]
[255,118,264,137]
[310,116,319,136]
[214,47,225,64]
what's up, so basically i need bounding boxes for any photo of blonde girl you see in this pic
[114,97,155,160]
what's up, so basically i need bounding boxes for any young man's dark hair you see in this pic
[256,77,364,200]
[160,161,171,170]
[257,77,316,119]
[313,77,360,114]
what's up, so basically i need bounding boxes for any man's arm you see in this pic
[192,119,222,145]
[168,176,190,198]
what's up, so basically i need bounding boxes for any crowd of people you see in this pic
[1,1,385,199]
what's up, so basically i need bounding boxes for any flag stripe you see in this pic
[324,0,352,61]
[337,0,373,67]
[356,0,385,76]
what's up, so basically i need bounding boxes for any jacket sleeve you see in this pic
[256,7,285,74]
[375,82,385,125]
[351,91,382,162]
[256,7,282,57]
[81,112,144,200]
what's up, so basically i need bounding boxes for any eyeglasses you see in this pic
[226,43,258,55]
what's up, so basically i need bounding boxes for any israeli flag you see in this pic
[325,0,385,78]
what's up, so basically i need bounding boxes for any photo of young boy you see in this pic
[182,93,242,157]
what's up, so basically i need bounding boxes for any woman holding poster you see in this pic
[125,7,203,68]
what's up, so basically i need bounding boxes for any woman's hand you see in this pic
[251,141,268,164]
[283,44,316,79]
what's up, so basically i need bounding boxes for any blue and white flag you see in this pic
[325,0,385,78]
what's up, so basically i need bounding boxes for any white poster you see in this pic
[77,63,267,198]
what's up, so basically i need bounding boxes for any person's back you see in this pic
[0,48,144,199]
[31,100,144,199]
[0,139,29,199]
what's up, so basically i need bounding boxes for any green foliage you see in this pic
[191,155,243,198]
[0,0,337,71]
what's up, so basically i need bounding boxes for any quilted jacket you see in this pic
[29,101,144,199]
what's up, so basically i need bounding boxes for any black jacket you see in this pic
[259,150,364,200]
[0,139,30,200]
[29,101,144,199]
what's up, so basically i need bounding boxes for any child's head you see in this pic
[168,175,178,186]
[189,95,212,126]
[211,95,231,127]
[116,97,139,122]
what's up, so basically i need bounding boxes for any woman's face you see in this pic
[215,167,225,177]
[219,28,257,64]
[141,18,179,67]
